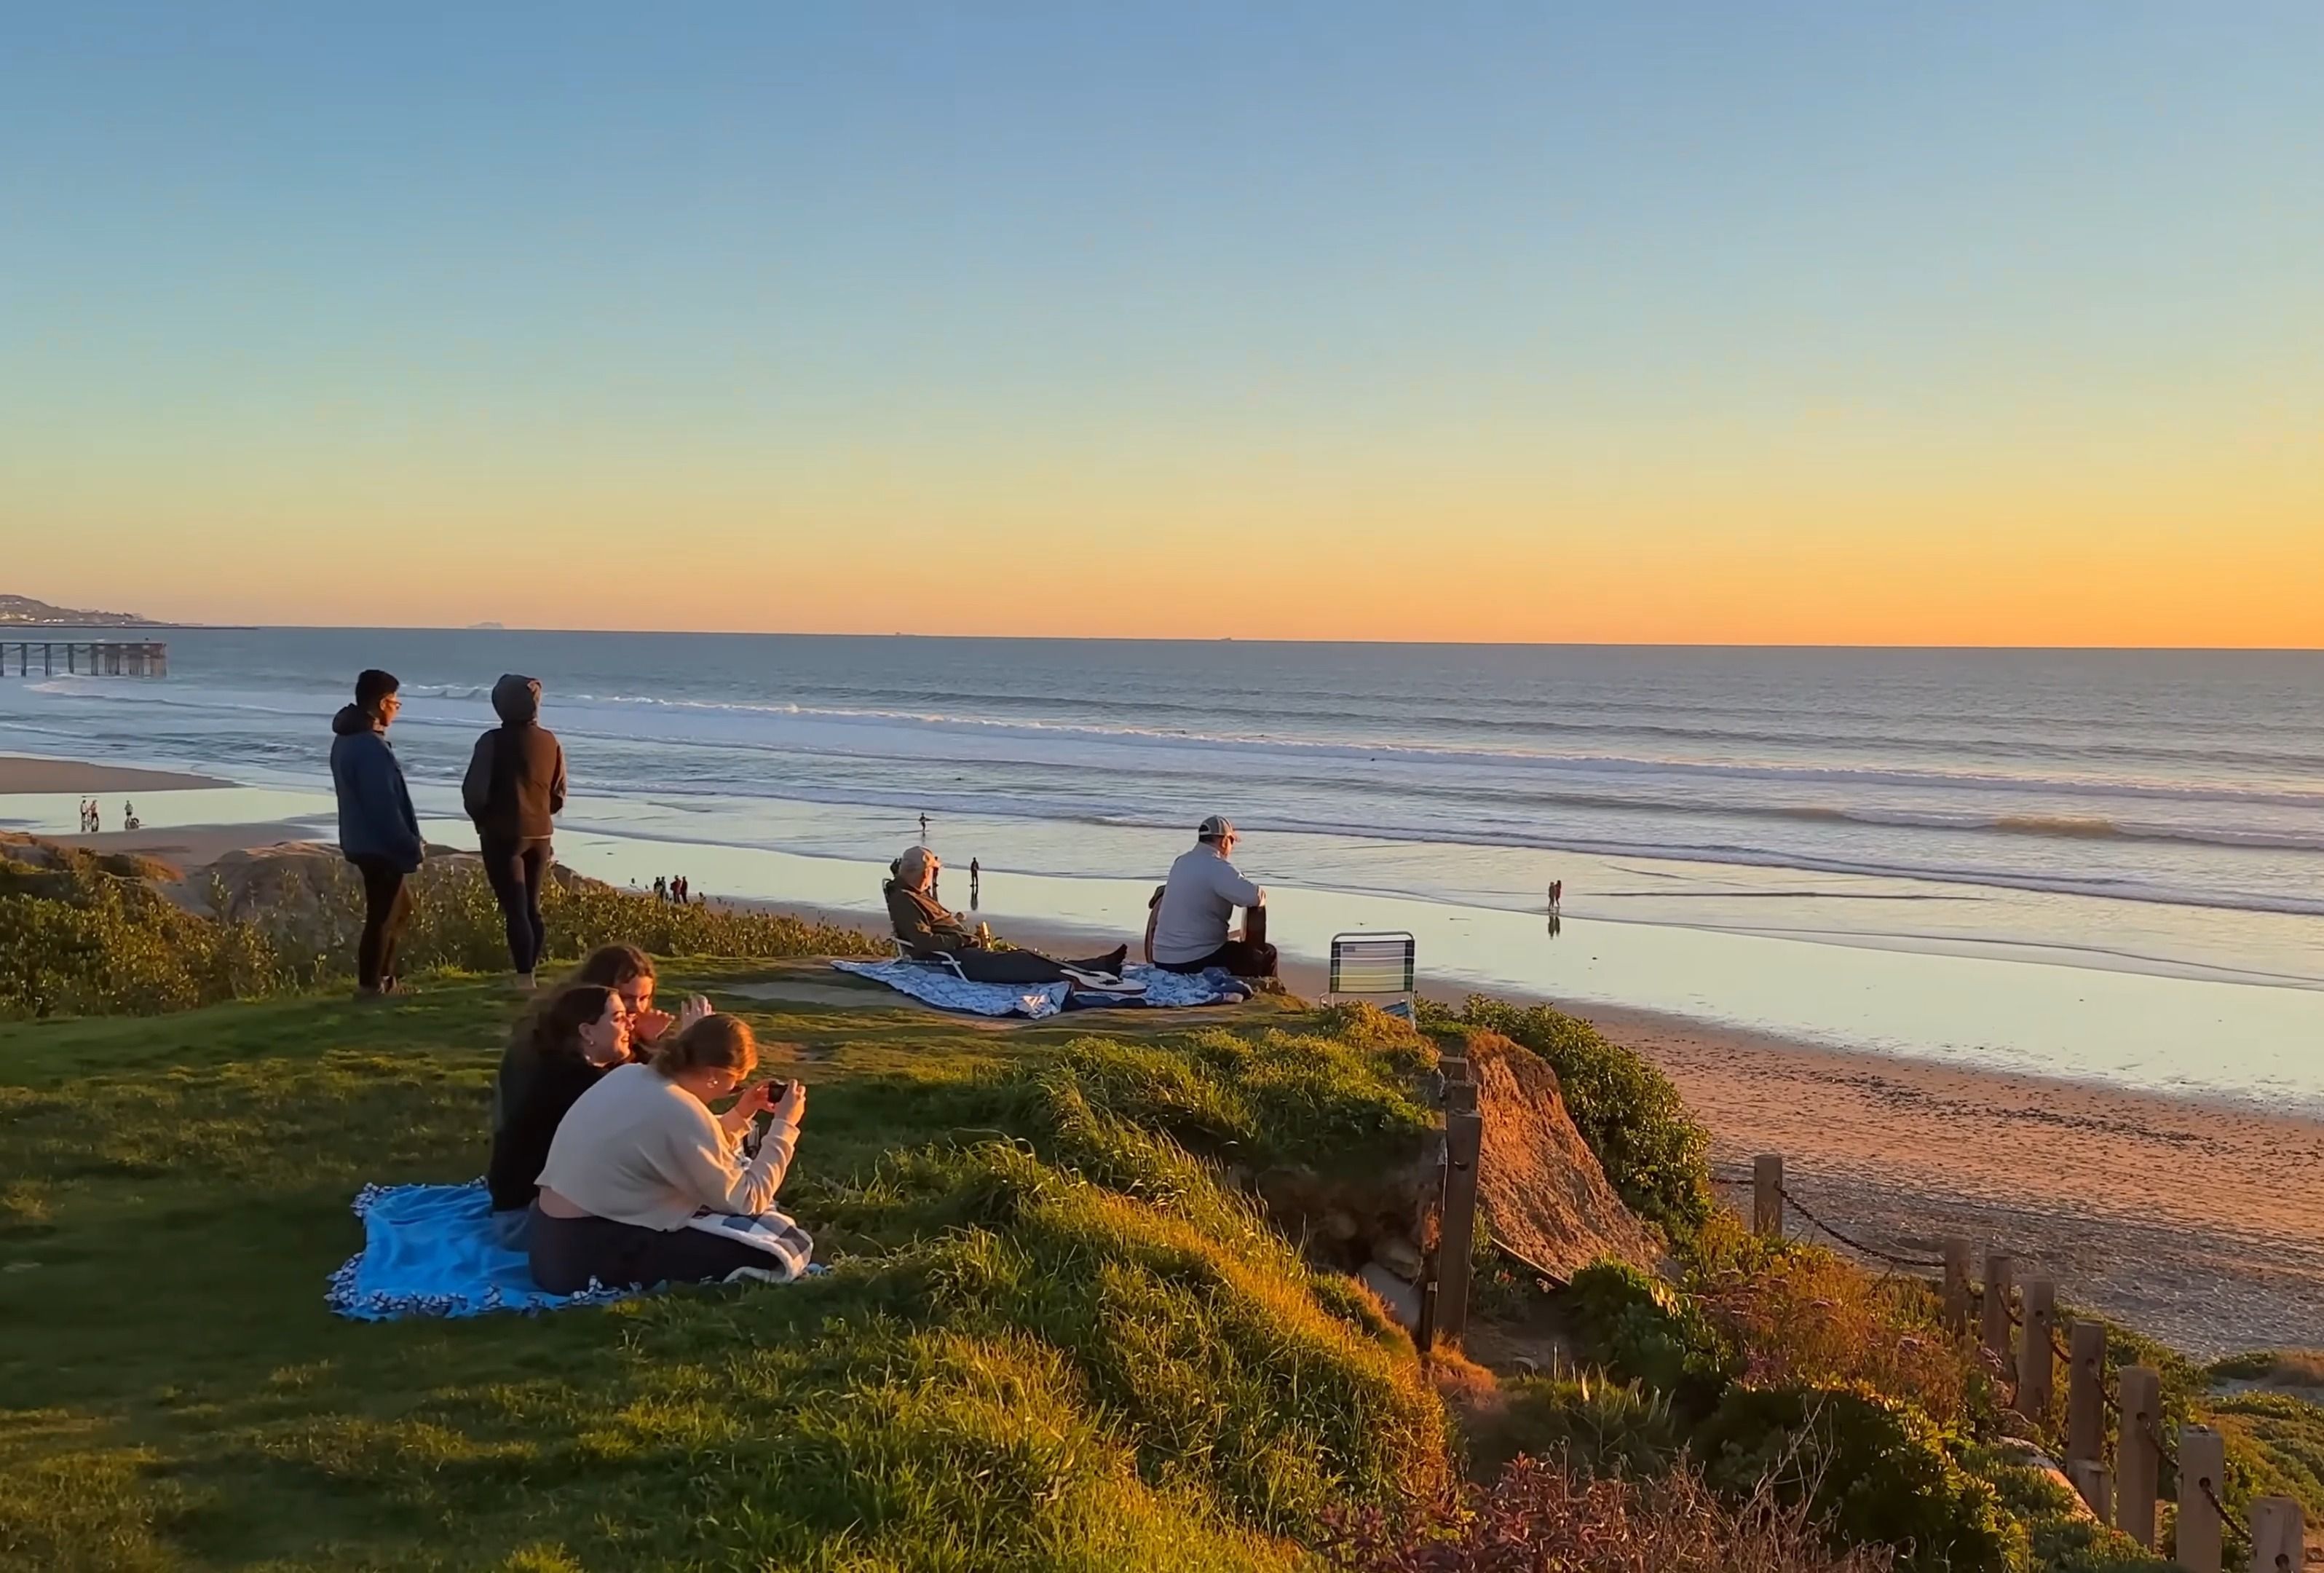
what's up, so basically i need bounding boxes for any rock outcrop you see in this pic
[1463,1028,1663,1280]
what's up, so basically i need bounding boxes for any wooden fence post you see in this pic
[1942,1238,1972,1333]
[2178,1424,2225,1573]
[2116,1364,2162,1548]
[2068,1320,2108,1468]
[2068,1462,2113,1528]
[1752,1154,1783,1239]
[2250,1497,2304,1571]
[2019,1278,2057,1417]
[1436,1105,1484,1341]
[1980,1252,2015,1362]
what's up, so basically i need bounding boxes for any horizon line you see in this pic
[27,622,2323,654]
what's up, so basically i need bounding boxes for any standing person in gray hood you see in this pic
[330,669,424,997]
[463,674,567,991]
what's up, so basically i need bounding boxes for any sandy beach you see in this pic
[0,754,224,793]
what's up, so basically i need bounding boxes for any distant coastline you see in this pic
[0,591,193,628]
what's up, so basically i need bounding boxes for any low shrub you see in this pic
[1474,1372,1686,1481]
[0,870,280,1017]
[0,848,880,1018]
[1694,1384,2017,1573]
[1955,1443,2170,1573]
[1442,996,1711,1239]
[1324,1454,1895,1572]
[1562,1260,1737,1418]
[1692,1231,1989,1428]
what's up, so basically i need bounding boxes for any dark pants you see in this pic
[349,855,411,991]
[481,837,551,975]
[528,1205,772,1294]
[1158,939,1278,979]
[941,944,1127,985]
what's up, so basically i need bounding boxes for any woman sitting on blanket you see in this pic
[529,1014,808,1293]
[569,942,696,1058]
[486,960,714,1236]
[884,846,1129,985]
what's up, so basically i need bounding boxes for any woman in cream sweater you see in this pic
[530,1013,807,1293]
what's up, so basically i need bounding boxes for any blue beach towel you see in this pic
[830,959,1250,1020]
[327,1181,819,1321]
[328,1180,624,1320]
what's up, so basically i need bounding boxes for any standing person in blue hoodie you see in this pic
[329,669,424,998]
[463,674,567,992]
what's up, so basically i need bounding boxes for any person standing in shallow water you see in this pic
[329,669,424,997]
[968,858,980,910]
[463,674,567,992]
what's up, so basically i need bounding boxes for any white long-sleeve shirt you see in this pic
[537,1063,797,1230]
[1152,844,1265,965]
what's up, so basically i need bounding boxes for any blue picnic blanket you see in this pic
[328,1180,629,1320]
[830,959,1250,1020]
[329,1181,822,1321]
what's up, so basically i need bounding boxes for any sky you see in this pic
[3,4,2320,644]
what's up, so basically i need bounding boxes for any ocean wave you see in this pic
[526,693,2324,812]
[23,678,2324,811]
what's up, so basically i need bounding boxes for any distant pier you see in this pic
[0,640,168,678]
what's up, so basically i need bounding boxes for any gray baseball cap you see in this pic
[1198,815,1236,839]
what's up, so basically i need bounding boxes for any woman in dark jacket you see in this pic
[462,674,567,990]
[328,669,424,997]
[486,982,631,1239]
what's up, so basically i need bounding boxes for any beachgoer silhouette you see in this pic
[919,813,929,841]
[969,857,980,911]
[655,876,667,902]
[122,800,137,832]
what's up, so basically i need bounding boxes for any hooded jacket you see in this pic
[462,674,566,843]
[329,705,424,871]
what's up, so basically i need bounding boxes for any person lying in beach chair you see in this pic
[884,846,1134,987]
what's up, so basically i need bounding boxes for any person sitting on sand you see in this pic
[1151,816,1277,979]
[486,982,638,1239]
[884,846,1129,985]
[529,1015,805,1293]
[569,943,708,1059]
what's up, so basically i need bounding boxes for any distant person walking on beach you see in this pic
[122,800,138,831]
[919,812,929,842]
[654,876,668,902]
[463,674,567,992]
[968,857,980,910]
[1151,816,1278,979]
[330,669,424,998]
[1548,880,1562,911]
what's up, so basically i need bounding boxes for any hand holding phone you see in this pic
[766,1078,807,1126]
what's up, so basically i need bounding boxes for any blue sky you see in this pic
[4,4,2319,640]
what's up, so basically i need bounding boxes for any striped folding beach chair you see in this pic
[1327,931,1418,1019]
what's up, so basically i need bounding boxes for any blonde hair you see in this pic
[652,1014,756,1080]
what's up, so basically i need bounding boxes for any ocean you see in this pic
[6,629,2322,1104]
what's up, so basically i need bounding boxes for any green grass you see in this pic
[0,966,1450,1571]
